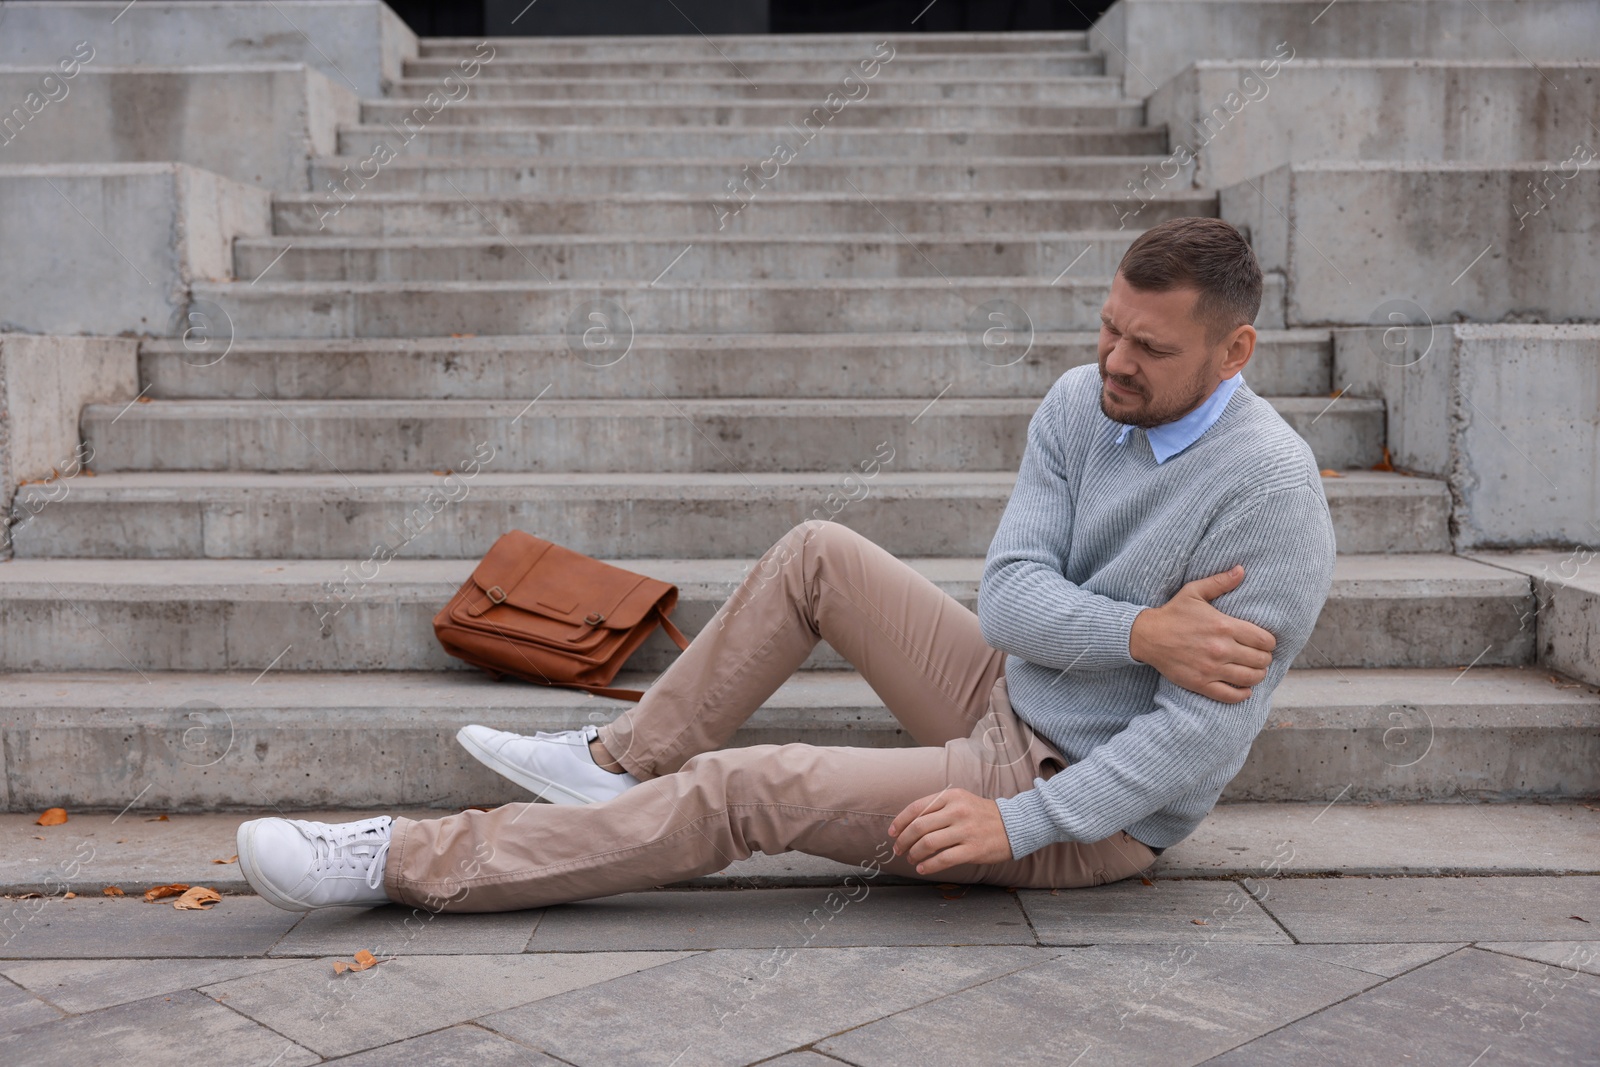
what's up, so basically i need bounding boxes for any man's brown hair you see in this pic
[1116,217,1263,343]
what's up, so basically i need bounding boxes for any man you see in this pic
[236,217,1336,913]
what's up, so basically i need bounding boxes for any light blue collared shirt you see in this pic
[1114,374,1245,464]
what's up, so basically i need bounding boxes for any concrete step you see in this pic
[401,55,1108,80]
[305,155,1171,195]
[1,666,1590,812]
[276,189,1209,237]
[9,471,1449,560]
[138,330,1333,402]
[389,77,1125,102]
[0,555,1537,673]
[6,800,1598,893]
[81,393,1370,474]
[331,123,1162,159]
[234,232,1140,283]
[418,32,1091,58]
[360,99,1146,129]
[183,274,1277,339]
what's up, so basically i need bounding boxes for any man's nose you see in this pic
[1104,338,1140,379]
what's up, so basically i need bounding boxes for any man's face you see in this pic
[1097,273,1249,429]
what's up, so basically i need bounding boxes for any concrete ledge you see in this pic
[1148,60,1600,189]
[1,802,1594,895]
[0,334,137,558]
[1335,325,1600,549]
[1223,163,1600,325]
[1472,551,1600,688]
[1090,0,1600,96]
[0,163,270,337]
[0,1,417,97]
[0,66,358,193]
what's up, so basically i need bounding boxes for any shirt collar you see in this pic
[1114,373,1245,464]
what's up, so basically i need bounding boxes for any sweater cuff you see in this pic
[995,786,1062,860]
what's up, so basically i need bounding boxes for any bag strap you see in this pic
[656,607,690,652]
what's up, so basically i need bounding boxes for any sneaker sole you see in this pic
[235,820,316,912]
[455,727,599,805]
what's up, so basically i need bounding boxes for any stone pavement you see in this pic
[3,800,1599,1065]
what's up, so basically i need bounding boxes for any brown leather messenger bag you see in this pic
[433,530,689,701]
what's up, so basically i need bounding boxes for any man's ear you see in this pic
[1220,323,1256,377]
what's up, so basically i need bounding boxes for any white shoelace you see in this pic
[293,817,392,892]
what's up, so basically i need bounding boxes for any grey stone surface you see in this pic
[0,164,270,337]
[0,987,318,1066]
[0,975,62,1033]
[1285,942,1467,978]
[0,896,300,959]
[1473,551,1600,689]
[1,956,299,1013]
[204,950,690,1059]
[327,1024,565,1065]
[481,945,1045,1067]
[817,945,1378,1067]
[1206,948,1600,1066]
[271,903,543,957]
[1255,876,1600,944]
[527,886,1031,951]
[1020,879,1291,945]
[1477,941,1600,978]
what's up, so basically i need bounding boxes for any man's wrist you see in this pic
[1128,605,1154,665]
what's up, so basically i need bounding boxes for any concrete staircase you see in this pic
[4,30,1597,814]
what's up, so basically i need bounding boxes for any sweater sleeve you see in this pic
[995,481,1337,858]
[978,375,1149,672]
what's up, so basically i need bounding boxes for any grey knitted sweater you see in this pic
[980,364,1336,856]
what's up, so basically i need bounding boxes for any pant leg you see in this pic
[599,520,1007,778]
[385,679,1157,913]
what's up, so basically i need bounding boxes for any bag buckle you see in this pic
[486,585,507,604]
[584,611,605,626]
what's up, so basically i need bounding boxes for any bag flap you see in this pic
[466,531,675,631]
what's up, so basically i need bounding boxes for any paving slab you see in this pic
[0,957,301,1014]
[1019,879,1291,945]
[0,975,62,1033]
[203,950,691,1059]
[0,987,318,1067]
[1475,941,1600,978]
[1284,942,1467,978]
[1205,948,1600,1066]
[322,1023,565,1065]
[270,903,543,957]
[0,896,301,960]
[526,886,1031,951]
[1253,876,1600,944]
[480,945,1046,1067]
[816,945,1378,1067]
[763,1054,854,1067]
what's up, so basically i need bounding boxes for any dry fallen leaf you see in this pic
[31,835,44,841]
[1572,915,1591,923]
[1371,447,1396,472]
[937,883,967,901]
[103,886,125,897]
[16,892,41,900]
[173,886,221,911]
[136,395,153,403]
[143,884,189,902]
[1140,876,1155,886]
[36,808,68,826]
[144,814,170,822]
[79,468,96,477]
[212,855,238,865]
[1192,919,1209,925]
[430,469,450,476]
[63,892,77,899]
[332,949,384,974]
[449,333,477,339]
[1319,469,1343,478]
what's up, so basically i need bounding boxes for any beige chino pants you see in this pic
[385,521,1157,912]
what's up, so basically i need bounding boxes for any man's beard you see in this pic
[1098,360,1216,430]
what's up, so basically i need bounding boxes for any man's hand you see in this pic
[888,788,1013,875]
[1128,565,1277,703]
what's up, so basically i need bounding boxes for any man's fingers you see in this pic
[888,792,943,838]
[905,826,963,865]
[1184,565,1244,602]
[1227,618,1278,653]
[1199,681,1253,703]
[1216,662,1269,688]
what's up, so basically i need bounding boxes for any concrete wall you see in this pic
[0,163,271,337]
[1148,60,1600,189]
[0,65,357,193]
[0,1,417,96]
[0,334,138,558]
[1470,551,1600,687]
[1222,162,1600,326]
[1091,0,1600,96]
[1336,325,1600,551]
[485,0,768,35]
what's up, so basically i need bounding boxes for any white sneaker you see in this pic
[236,815,393,912]
[456,723,639,805]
